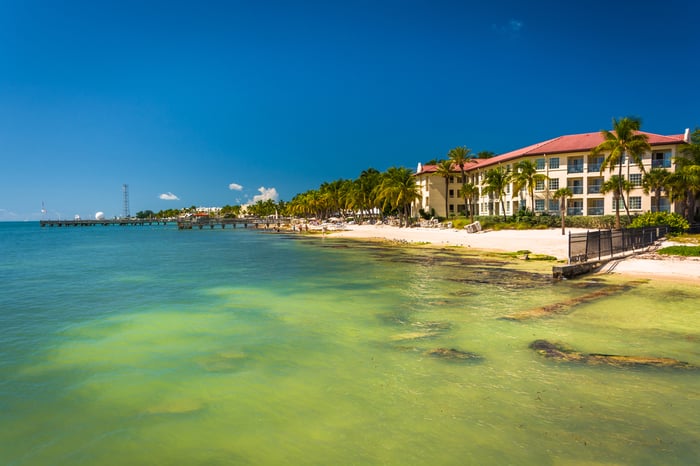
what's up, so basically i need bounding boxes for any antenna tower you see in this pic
[122,184,130,218]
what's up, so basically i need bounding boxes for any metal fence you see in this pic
[568,226,669,263]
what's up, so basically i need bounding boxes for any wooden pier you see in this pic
[40,219,170,227]
[39,217,289,230]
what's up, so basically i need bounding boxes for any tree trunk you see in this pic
[560,198,566,235]
[655,188,661,212]
[615,160,623,229]
[444,179,449,219]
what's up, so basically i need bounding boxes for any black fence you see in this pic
[568,226,669,263]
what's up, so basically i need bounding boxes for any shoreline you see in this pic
[325,224,700,282]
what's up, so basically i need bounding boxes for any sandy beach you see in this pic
[329,224,700,282]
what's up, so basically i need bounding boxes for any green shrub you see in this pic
[658,245,700,256]
[629,212,689,233]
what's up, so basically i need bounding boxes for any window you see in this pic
[568,179,583,195]
[549,199,559,211]
[449,189,455,198]
[588,199,604,215]
[588,178,603,194]
[568,158,584,174]
[629,196,642,210]
[568,200,583,216]
[652,151,672,168]
[588,156,604,172]
[449,176,454,183]
[536,158,545,170]
[535,180,545,191]
[629,173,642,187]
[549,158,560,169]
[656,197,670,213]
[612,198,625,209]
[549,178,559,190]
[535,199,545,211]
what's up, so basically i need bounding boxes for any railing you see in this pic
[568,226,669,263]
[568,186,583,194]
[587,185,602,194]
[587,207,604,215]
[567,166,584,174]
[567,208,583,216]
[651,160,672,168]
[587,164,602,172]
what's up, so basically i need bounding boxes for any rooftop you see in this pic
[417,130,687,175]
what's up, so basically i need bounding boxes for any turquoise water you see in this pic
[1,222,699,465]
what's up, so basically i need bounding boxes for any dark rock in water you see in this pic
[502,280,646,321]
[426,347,482,362]
[529,340,696,370]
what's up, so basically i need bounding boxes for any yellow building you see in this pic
[414,129,691,219]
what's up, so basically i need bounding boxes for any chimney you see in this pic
[684,128,690,142]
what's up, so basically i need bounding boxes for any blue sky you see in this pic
[1,0,698,220]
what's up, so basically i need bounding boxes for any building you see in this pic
[414,129,691,219]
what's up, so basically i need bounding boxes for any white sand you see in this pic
[331,224,584,259]
[329,224,700,282]
[599,252,700,282]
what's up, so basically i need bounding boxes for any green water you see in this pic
[1,223,698,465]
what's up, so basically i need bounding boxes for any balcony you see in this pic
[587,207,604,215]
[568,186,583,195]
[651,160,671,168]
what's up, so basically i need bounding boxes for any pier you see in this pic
[39,217,289,230]
[40,219,170,227]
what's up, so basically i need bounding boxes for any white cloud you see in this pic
[509,19,523,32]
[492,18,523,36]
[252,186,279,203]
[228,183,243,191]
[159,192,180,201]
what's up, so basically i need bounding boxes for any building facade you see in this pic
[414,129,691,219]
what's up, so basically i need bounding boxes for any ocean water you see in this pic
[1,221,699,465]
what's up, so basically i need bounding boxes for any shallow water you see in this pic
[1,222,699,465]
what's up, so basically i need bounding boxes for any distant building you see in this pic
[414,129,690,219]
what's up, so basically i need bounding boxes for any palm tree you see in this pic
[668,164,700,222]
[448,146,473,184]
[377,167,421,227]
[459,182,479,224]
[434,160,453,219]
[673,128,700,221]
[512,160,547,213]
[591,117,651,229]
[449,146,476,216]
[483,166,512,221]
[642,168,670,213]
[553,187,573,235]
[357,168,381,222]
[476,151,495,159]
[601,175,632,226]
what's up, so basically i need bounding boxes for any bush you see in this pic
[629,212,689,233]
[658,245,700,256]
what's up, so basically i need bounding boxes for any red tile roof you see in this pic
[416,130,686,175]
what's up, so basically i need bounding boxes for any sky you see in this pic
[1,0,699,220]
